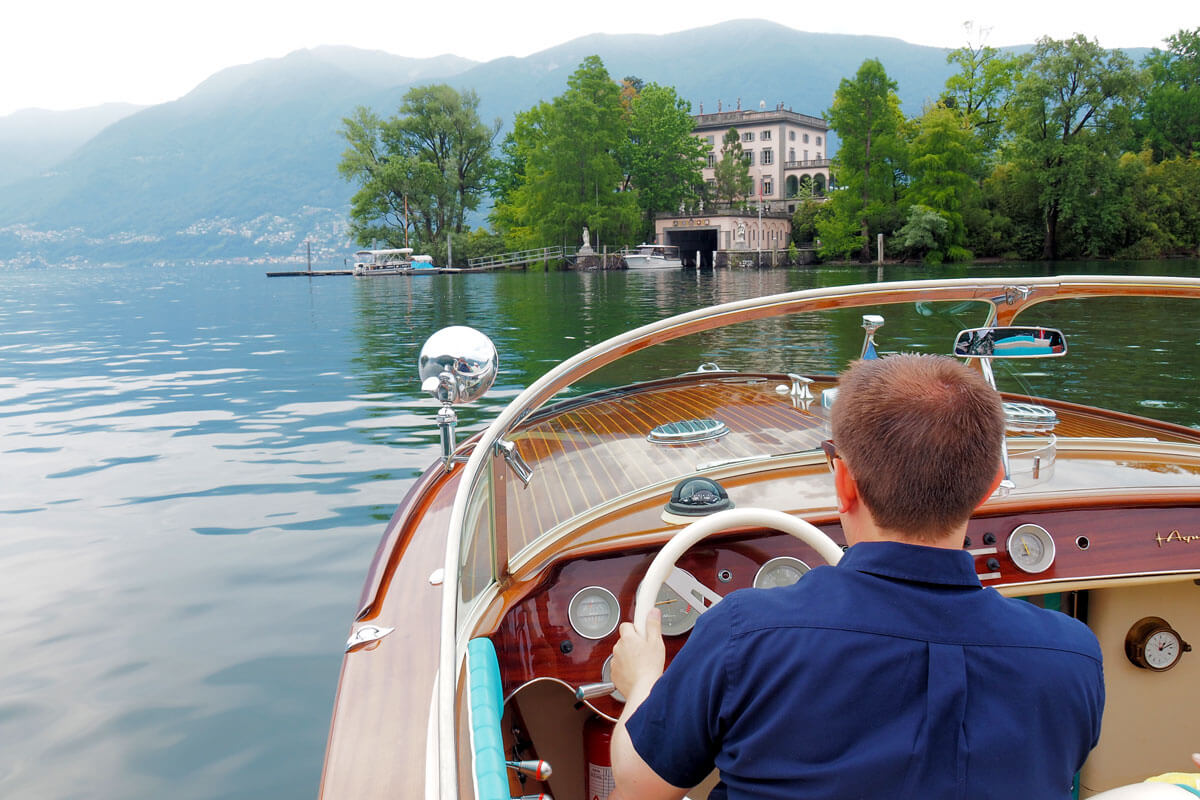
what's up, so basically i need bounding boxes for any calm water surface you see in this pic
[1,261,1197,798]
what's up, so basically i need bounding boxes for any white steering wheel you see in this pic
[632,507,844,634]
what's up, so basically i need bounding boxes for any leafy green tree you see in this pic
[1136,29,1200,160]
[826,59,908,261]
[898,205,950,263]
[713,128,752,205]
[906,104,981,260]
[791,198,823,245]
[491,56,639,250]
[1111,152,1200,257]
[622,83,708,238]
[814,192,866,260]
[943,27,1020,158]
[338,85,498,259]
[489,103,550,250]
[1003,36,1140,259]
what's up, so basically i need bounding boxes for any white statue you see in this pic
[582,226,590,248]
[736,222,747,243]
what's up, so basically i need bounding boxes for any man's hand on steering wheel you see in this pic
[613,608,665,705]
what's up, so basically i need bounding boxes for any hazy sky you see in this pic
[2,0,1194,117]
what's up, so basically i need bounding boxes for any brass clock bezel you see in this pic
[1124,616,1191,672]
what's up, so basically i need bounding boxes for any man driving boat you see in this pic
[611,353,1105,800]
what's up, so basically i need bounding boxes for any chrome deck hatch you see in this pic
[647,418,730,445]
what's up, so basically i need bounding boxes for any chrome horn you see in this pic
[418,326,498,470]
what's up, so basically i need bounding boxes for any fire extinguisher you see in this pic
[584,714,615,800]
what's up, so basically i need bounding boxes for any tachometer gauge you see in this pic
[754,556,810,589]
[568,586,620,639]
[1005,524,1056,574]
[654,576,703,636]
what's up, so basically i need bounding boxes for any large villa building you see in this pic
[693,102,831,205]
[651,102,832,263]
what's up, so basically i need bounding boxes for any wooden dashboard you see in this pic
[491,502,1200,720]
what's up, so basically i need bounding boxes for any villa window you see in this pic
[763,178,773,195]
[707,154,716,168]
[817,135,823,145]
[789,130,796,141]
[816,152,822,160]
[761,130,771,141]
[761,148,773,165]
[742,132,754,142]
[746,150,755,166]
[789,148,795,161]
[804,150,809,160]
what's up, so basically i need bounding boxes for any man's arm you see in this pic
[609,610,689,800]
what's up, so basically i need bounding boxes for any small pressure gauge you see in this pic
[1005,523,1056,574]
[568,586,620,640]
[753,556,810,589]
[1125,616,1191,671]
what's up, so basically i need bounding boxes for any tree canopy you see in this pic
[492,56,639,251]
[811,28,1200,263]
[338,85,498,260]
[713,128,752,205]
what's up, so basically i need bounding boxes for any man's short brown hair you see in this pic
[830,353,1004,540]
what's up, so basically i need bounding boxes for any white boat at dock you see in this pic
[352,248,437,276]
[623,243,683,270]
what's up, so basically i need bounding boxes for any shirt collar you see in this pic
[837,540,981,588]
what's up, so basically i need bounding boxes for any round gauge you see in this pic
[1005,523,1056,574]
[1126,616,1192,671]
[652,574,703,636]
[568,586,620,640]
[754,556,811,589]
[601,656,626,703]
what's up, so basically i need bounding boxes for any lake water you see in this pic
[2,260,1197,799]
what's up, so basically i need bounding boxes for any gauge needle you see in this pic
[1022,540,1031,556]
[656,599,677,606]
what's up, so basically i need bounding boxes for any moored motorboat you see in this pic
[320,275,1200,800]
[623,243,683,270]
[353,248,437,275]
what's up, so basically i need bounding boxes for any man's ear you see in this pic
[977,463,1006,508]
[834,459,858,515]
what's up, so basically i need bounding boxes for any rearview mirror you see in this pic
[953,327,1067,359]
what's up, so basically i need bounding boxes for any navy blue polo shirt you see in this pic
[626,541,1104,800]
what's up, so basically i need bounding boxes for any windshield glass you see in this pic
[454,298,994,589]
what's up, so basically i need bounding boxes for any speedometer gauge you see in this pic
[652,573,703,636]
[568,586,620,639]
[753,556,810,589]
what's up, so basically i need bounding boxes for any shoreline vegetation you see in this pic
[340,28,1199,270]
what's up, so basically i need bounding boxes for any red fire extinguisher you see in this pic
[584,714,615,800]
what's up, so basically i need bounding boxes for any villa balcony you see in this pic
[783,158,831,170]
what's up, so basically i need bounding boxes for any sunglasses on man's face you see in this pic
[820,439,838,472]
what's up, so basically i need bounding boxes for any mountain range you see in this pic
[0,20,1148,266]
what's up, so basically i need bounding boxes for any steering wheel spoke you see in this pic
[633,508,842,634]
[664,566,723,614]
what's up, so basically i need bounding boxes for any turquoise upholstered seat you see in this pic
[467,638,508,800]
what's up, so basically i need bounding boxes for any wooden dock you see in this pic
[266,270,353,277]
[266,266,512,277]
